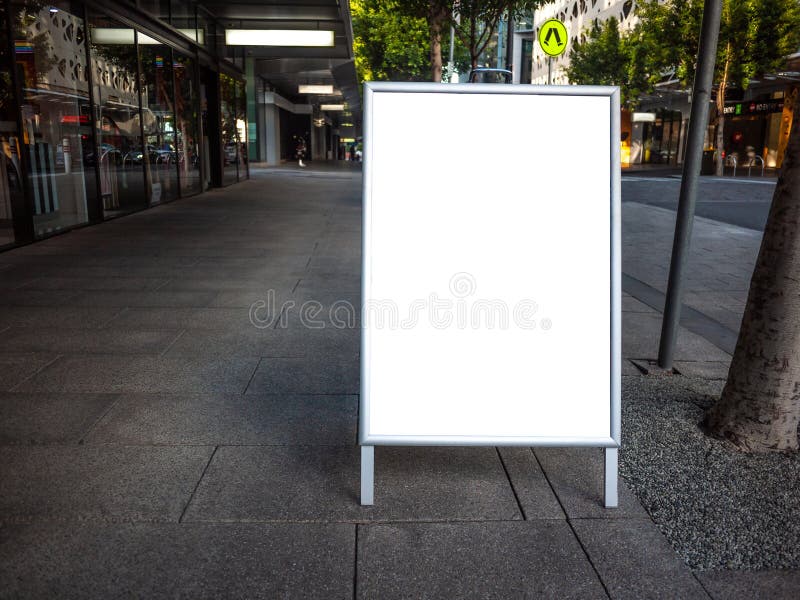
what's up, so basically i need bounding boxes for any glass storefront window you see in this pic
[89,11,147,217]
[139,0,170,22]
[235,79,248,181]
[14,0,92,237]
[139,43,177,204]
[170,0,196,41]
[1,1,22,247]
[196,9,211,51]
[220,73,237,186]
[173,53,201,196]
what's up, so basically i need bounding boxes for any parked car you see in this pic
[468,68,512,84]
[84,143,122,166]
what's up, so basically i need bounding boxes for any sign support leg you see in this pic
[361,445,374,506]
[604,447,619,508]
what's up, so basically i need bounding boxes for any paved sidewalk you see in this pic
[0,164,795,598]
[619,176,775,379]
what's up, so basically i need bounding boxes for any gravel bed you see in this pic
[620,374,800,570]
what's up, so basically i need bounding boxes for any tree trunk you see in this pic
[714,112,725,176]
[428,5,447,82]
[470,14,478,71]
[714,46,730,176]
[704,90,800,452]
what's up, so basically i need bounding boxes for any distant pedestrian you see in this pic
[295,137,307,167]
[350,142,357,161]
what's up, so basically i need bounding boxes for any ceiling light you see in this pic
[299,84,334,94]
[320,104,345,111]
[91,28,199,45]
[225,29,334,47]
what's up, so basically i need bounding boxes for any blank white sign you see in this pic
[361,83,619,445]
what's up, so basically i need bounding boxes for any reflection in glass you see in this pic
[89,12,147,216]
[220,73,237,185]
[139,0,169,22]
[235,79,248,181]
[139,44,177,204]
[170,0,195,34]
[1,1,22,246]
[174,53,201,196]
[14,0,91,236]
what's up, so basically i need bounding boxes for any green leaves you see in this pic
[566,0,800,108]
[566,17,643,107]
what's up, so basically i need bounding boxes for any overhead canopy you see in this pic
[204,0,360,127]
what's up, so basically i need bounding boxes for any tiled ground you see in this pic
[0,164,794,598]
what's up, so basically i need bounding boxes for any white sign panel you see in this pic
[360,82,620,448]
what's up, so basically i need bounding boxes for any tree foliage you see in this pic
[566,17,646,107]
[565,0,800,131]
[355,1,544,82]
[453,1,544,71]
[352,0,470,83]
[351,0,432,82]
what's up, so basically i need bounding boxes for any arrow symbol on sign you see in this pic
[544,27,563,47]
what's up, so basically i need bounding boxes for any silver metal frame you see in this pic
[359,81,622,507]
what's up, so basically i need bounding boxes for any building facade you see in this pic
[0,0,359,251]
[0,0,251,250]
[511,0,798,171]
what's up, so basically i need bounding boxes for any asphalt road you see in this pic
[621,175,776,232]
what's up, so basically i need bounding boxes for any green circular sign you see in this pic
[538,19,568,57]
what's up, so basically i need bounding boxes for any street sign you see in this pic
[538,19,568,57]
[360,82,621,508]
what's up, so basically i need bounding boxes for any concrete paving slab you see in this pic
[167,326,360,360]
[622,295,658,313]
[159,276,303,292]
[184,446,521,523]
[497,447,565,519]
[533,448,648,518]
[69,290,219,308]
[0,290,82,306]
[246,355,359,394]
[210,288,298,308]
[0,522,354,599]
[622,313,731,361]
[194,255,313,270]
[357,522,606,599]
[102,307,254,330]
[0,327,182,355]
[297,273,362,292]
[0,354,59,391]
[19,276,170,291]
[0,446,213,522]
[0,306,124,328]
[14,356,259,394]
[0,392,118,444]
[696,569,800,600]
[86,393,357,445]
[571,518,709,599]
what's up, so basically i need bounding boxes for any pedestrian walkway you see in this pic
[620,176,768,378]
[0,164,796,598]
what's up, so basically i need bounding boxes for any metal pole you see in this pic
[547,57,552,85]
[657,0,723,369]
[360,445,374,505]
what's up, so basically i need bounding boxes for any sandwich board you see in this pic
[360,82,621,507]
